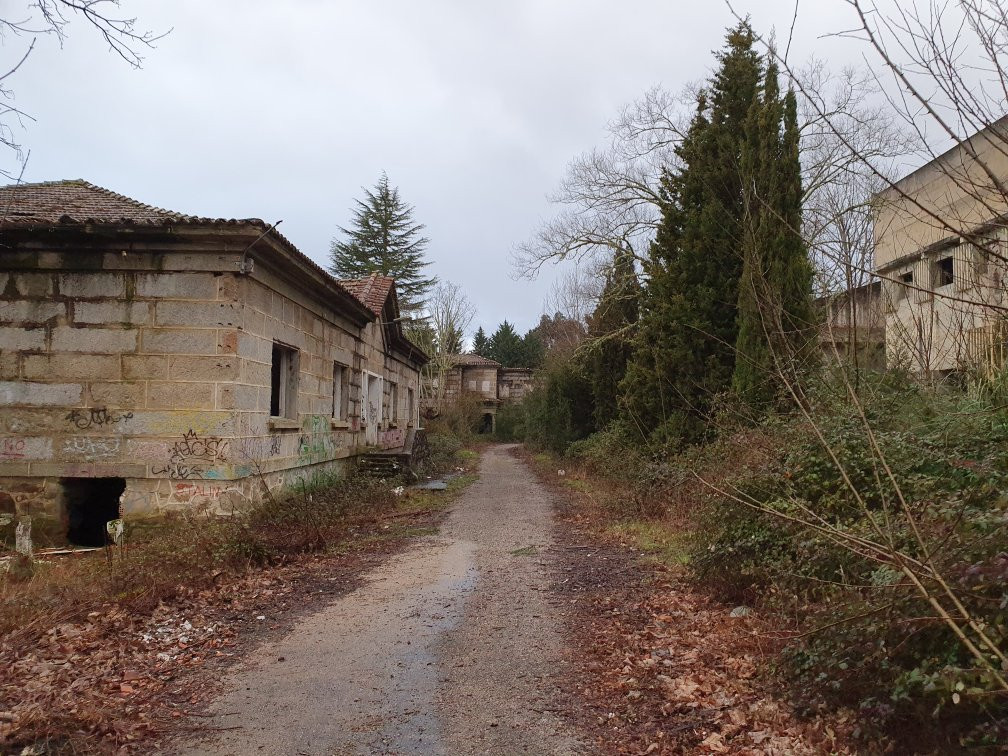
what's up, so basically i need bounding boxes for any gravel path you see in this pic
[183,444,586,755]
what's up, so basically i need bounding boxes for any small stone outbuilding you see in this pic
[430,354,534,432]
[0,180,426,547]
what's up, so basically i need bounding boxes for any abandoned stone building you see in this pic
[0,180,427,547]
[428,354,534,432]
[817,280,886,370]
[874,118,1008,375]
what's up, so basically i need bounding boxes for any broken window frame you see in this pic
[270,342,299,420]
[935,254,955,288]
[389,380,399,424]
[332,361,349,422]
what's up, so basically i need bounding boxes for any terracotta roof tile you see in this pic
[449,353,501,367]
[337,273,396,315]
[0,179,385,327]
[0,179,259,226]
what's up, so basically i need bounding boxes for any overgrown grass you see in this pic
[605,521,691,567]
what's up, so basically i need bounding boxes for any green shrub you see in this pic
[522,358,594,453]
[493,402,526,441]
[690,374,1008,746]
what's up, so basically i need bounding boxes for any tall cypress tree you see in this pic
[778,89,815,370]
[588,249,640,429]
[732,63,813,408]
[329,172,436,315]
[621,23,763,446]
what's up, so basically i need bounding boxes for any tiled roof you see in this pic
[0,179,258,227]
[337,273,396,315]
[449,353,501,367]
[0,179,382,328]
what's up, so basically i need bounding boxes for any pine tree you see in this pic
[329,172,436,315]
[487,321,526,367]
[621,23,762,446]
[471,326,489,356]
[732,64,814,408]
[588,249,640,429]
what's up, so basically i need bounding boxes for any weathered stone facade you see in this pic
[874,119,1008,374]
[817,281,886,370]
[0,181,426,546]
[428,354,535,432]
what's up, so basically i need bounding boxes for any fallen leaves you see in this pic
[0,552,380,754]
[564,570,858,754]
[543,477,857,755]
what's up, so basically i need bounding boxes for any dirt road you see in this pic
[184,444,585,756]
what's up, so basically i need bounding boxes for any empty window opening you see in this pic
[407,387,415,425]
[270,342,299,418]
[389,381,399,423]
[332,362,349,421]
[892,270,913,303]
[936,255,954,287]
[62,477,125,547]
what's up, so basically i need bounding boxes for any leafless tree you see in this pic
[544,263,606,328]
[412,281,476,410]
[512,85,693,280]
[515,59,911,297]
[1,1,165,179]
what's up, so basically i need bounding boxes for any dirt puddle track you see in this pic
[184,444,585,756]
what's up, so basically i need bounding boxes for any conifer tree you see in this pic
[472,326,489,356]
[487,321,526,367]
[522,329,545,369]
[621,23,762,445]
[329,172,436,315]
[588,249,640,429]
[732,63,814,407]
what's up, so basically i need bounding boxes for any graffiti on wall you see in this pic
[62,436,121,460]
[65,408,133,430]
[1,437,53,461]
[156,481,250,513]
[296,415,350,464]
[379,428,405,449]
[1,439,25,459]
[237,433,284,462]
[152,429,230,480]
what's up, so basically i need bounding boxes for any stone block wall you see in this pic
[460,367,499,400]
[0,250,420,545]
[498,368,534,402]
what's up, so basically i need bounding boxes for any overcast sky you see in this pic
[9,1,862,337]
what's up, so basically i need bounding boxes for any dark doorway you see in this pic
[479,413,494,434]
[61,477,125,547]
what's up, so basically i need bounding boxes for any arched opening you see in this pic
[479,413,494,434]
[61,477,125,547]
